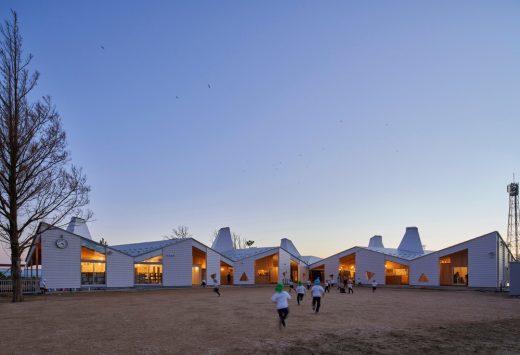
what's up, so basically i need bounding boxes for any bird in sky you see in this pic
[176,96,179,99]
[100,45,105,50]
[208,84,211,89]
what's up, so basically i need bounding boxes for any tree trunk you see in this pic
[10,241,23,302]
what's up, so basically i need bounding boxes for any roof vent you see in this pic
[66,217,92,240]
[211,227,234,252]
[368,235,384,248]
[397,227,424,254]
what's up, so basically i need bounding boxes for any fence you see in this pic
[0,279,40,294]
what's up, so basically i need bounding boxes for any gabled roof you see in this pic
[111,239,184,257]
[221,247,278,261]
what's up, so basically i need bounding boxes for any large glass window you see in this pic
[134,256,163,284]
[385,260,409,285]
[81,240,106,285]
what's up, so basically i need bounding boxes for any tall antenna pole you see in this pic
[507,177,519,260]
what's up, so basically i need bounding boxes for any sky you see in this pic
[0,1,519,263]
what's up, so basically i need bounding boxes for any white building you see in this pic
[24,219,513,290]
[307,227,513,289]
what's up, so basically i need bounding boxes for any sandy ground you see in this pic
[1,286,520,354]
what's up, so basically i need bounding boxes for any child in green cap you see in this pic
[271,283,291,328]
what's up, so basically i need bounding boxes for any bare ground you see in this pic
[1,286,520,354]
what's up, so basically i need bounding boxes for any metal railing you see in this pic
[0,279,40,294]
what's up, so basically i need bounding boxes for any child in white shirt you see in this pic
[311,279,325,313]
[347,278,354,294]
[372,279,377,293]
[296,281,305,305]
[271,283,291,328]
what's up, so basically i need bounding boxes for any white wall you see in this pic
[106,248,134,288]
[409,252,440,286]
[323,254,340,283]
[233,249,280,285]
[355,248,385,285]
[163,240,192,287]
[467,233,498,288]
[278,249,291,284]
[233,257,255,285]
[206,248,220,285]
[41,228,81,289]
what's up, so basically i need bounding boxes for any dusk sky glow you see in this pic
[1,1,519,262]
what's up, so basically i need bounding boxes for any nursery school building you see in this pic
[24,219,514,291]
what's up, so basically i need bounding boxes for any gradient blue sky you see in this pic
[1,1,519,262]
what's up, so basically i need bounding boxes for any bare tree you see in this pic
[0,11,90,302]
[164,225,192,240]
[209,229,219,245]
[232,232,248,249]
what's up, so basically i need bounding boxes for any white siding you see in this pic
[278,249,291,284]
[355,248,385,285]
[467,233,497,288]
[163,240,192,287]
[234,249,280,285]
[298,261,306,282]
[323,255,339,284]
[234,257,255,285]
[434,233,497,287]
[41,228,81,289]
[206,248,220,285]
[409,252,440,286]
[106,249,134,287]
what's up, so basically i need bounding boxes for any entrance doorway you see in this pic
[309,265,324,283]
[339,253,356,283]
[192,247,207,285]
[220,261,234,285]
[439,249,468,286]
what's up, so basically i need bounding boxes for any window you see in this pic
[80,240,106,285]
[134,255,163,284]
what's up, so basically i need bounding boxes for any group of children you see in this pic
[271,277,379,329]
[271,279,326,328]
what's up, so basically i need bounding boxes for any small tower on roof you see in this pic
[66,217,92,240]
[368,235,384,248]
[211,227,234,252]
[397,227,424,254]
[280,238,301,257]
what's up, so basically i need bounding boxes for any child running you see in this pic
[296,281,305,305]
[288,279,295,293]
[311,279,325,313]
[372,279,377,293]
[212,277,221,296]
[306,280,311,290]
[324,279,330,293]
[271,283,291,328]
[347,278,354,294]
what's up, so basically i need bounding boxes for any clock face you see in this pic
[56,238,68,249]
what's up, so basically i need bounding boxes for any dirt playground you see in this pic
[1,286,520,354]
